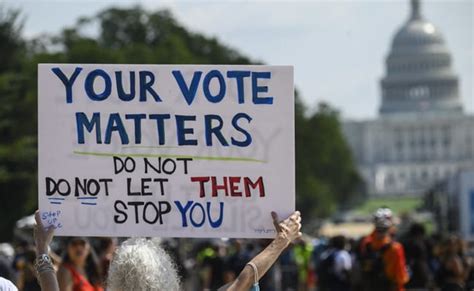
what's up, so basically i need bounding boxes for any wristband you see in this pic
[247,262,260,291]
[247,262,258,283]
[35,254,54,275]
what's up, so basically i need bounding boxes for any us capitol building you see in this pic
[343,0,474,196]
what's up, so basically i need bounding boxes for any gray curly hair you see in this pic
[107,238,181,291]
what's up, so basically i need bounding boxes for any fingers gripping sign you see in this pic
[271,211,302,245]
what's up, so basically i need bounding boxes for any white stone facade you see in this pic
[342,0,474,196]
[343,114,474,196]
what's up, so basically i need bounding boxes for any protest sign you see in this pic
[38,64,294,238]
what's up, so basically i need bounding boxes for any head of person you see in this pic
[408,222,426,239]
[64,237,90,266]
[231,239,243,252]
[442,235,463,256]
[331,235,346,250]
[373,207,394,237]
[107,238,180,291]
[98,237,117,257]
[63,237,101,285]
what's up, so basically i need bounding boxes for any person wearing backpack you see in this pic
[317,235,352,291]
[359,207,409,291]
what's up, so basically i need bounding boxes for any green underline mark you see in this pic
[122,146,179,149]
[73,151,266,163]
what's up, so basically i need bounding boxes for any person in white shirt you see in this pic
[332,235,352,278]
[318,235,352,291]
[0,276,17,291]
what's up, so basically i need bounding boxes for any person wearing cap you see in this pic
[359,207,409,291]
[57,237,103,291]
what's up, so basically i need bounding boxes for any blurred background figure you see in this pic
[358,207,408,291]
[57,237,103,291]
[15,249,40,291]
[436,235,469,291]
[95,237,116,284]
[279,244,298,291]
[197,241,226,290]
[0,243,16,284]
[223,239,253,283]
[292,238,315,291]
[317,235,352,291]
[401,222,432,289]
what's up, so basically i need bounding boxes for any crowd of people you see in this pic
[0,208,474,290]
[313,209,474,291]
[1,211,303,291]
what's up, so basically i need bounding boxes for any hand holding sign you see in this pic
[34,211,55,255]
[272,211,302,246]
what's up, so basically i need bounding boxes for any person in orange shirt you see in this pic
[57,237,103,291]
[359,207,409,291]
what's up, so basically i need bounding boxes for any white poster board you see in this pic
[38,64,294,238]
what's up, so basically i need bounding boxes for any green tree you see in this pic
[0,7,23,73]
[296,102,363,222]
[0,7,38,241]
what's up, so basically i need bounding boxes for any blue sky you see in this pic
[4,0,473,119]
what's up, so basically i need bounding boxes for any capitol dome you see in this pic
[379,0,462,115]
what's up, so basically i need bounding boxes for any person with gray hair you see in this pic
[106,238,181,290]
[33,210,302,291]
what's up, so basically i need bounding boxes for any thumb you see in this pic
[35,210,44,228]
[271,211,281,232]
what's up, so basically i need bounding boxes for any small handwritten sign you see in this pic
[38,64,294,238]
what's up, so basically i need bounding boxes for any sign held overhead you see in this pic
[38,64,294,238]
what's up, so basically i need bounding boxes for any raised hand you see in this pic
[271,211,302,245]
[34,210,55,255]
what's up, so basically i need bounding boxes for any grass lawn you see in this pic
[353,196,423,216]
